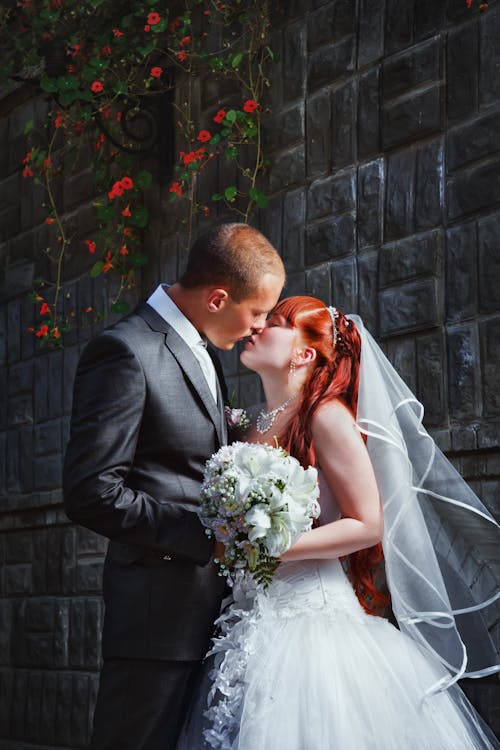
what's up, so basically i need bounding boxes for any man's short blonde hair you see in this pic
[179,223,285,301]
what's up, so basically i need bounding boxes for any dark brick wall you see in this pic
[1,1,499,746]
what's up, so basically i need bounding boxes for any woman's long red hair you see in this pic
[274,296,389,616]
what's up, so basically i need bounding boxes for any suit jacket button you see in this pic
[162,554,172,561]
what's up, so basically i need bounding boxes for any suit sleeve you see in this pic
[63,333,214,565]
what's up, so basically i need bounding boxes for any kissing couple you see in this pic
[64,223,499,749]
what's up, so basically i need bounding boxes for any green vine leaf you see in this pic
[40,77,58,93]
[225,109,237,125]
[231,52,243,68]
[249,187,268,209]
[129,206,149,228]
[135,170,153,189]
[90,261,104,278]
[111,300,130,314]
[95,204,115,221]
[224,186,237,202]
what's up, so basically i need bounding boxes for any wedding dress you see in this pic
[177,314,499,749]
[177,473,499,749]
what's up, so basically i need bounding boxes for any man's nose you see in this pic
[251,315,267,333]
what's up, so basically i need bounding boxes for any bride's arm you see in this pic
[281,401,383,561]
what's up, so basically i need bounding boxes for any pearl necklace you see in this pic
[256,395,296,434]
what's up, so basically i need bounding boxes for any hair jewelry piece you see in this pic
[327,306,349,349]
[256,395,296,434]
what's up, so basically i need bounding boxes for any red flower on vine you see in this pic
[40,302,50,315]
[150,66,163,78]
[144,25,151,32]
[22,166,34,178]
[120,176,134,190]
[102,45,112,55]
[179,36,191,47]
[35,324,49,339]
[85,240,96,254]
[45,217,55,224]
[169,181,182,196]
[243,99,258,113]
[213,109,227,124]
[112,28,124,37]
[103,250,113,272]
[169,17,181,31]
[121,205,132,217]
[177,50,187,62]
[71,43,81,57]
[91,81,103,93]
[54,112,64,128]
[120,245,129,255]
[52,327,61,339]
[147,12,161,25]
[197,130,211,143]
[22,148,34,164]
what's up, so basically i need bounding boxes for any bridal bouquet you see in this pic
[200,442,320,586]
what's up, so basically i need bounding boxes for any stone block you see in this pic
[450,424,478,452]
[85,598,103,668]
[25,671,43,741]
[306,264,332,303]
[447,156,500,221]
[481,479,500,518]
[481,317,500,417]
[262,103,304,153]
[0,670,13,736]
[358,0,384,66]
[34,355,50,423]
[62,527,76,594]
[1,260,35,303]
[415,137,444,231]
[6,430,20,494]
[10,669,28,739]
[415,0,446,40]
[479,5,500,109]
[478,212,500,314]
[282,271,307,299]
[8,360,34,396]
[332,80,356,169]
[25,633,53,668]
[446,222,477,323]
[34,454,62,491]
[447,323,481,420]
[308,36,356,91]
[306,91,331,178]
[6,531,32,563]
[72,672,91,746]
[358,159,384,249]
[55,672,73,746]
[380,230,443,287]
[258,195,283,260]
[19,426,34,494]
[77,559,103,593]
[379,279,440,336]
[53,600,70,668]
[357,251,379,333]
[447,21,479,122]
[25,599,55,633]
[357,68,380,159]
[269,144,305,193]
[417,332,446,426]
[306,213,356,265]
[385,0,414,54]
[308,0,355,49]
[283,189,306,272]
[447,109,500,173]
[383,39,441,101]
[382,84,443,151]
[76,526,108,557]
[5,564,32,596]
[331,256,358,312]
[34,420,62,457]
[8,393,33,427]
[385,149,415,240]
[48,349,64,418]
[307,169,356,221]
[39,670,57,745]
[283,21,306,102]
[7,298,21,365]
[69,599,85,668]
[387,337,417,394]
[477,422,500,450]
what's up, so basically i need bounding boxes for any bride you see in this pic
[178,295,500,749]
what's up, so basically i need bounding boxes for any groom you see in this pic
[63,223,285,750]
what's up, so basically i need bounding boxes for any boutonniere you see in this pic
[224,388,250,430]
[224,405,250,430]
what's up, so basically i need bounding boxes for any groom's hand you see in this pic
[213,540,225,561]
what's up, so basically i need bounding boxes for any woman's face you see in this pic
[240,312,298,373]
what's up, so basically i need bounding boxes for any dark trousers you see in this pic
[90,658,202,750]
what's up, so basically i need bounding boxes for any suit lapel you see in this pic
[136,302,226,445]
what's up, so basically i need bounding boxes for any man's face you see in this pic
[205,272,284,350]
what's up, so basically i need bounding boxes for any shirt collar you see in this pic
[146,284,204,349]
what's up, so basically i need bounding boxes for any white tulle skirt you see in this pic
[177,559,499,749]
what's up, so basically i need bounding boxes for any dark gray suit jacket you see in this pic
[63,302,228,661]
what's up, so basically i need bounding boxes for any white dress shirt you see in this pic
[147,284,218,401]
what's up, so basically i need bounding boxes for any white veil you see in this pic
[348,314,500,694]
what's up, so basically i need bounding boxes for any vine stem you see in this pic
[44,125,66,329]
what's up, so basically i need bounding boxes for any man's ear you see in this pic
[206,287,229,312]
